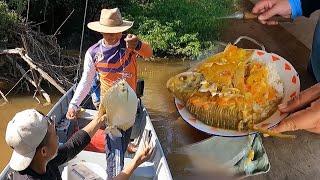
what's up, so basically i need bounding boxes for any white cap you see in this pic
[5,109,48,171]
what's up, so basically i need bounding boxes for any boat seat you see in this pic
[60,150,155,180]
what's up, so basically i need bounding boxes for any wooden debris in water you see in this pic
[1,48,66,94]
[1,18,79,101]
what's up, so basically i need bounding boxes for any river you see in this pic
[0,59,212,176]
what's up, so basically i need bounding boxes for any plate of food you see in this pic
[166,37,300,137]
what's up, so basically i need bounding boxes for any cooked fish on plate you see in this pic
[167,44,300,136]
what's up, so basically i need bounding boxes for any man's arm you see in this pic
[50,114,105,166]
[252,0,320,25]
[67,51,96,119]
[134,41,153,58]
[124,34,153,58]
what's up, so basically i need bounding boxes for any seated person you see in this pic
[5,109,154,180]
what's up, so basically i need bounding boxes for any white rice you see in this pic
[265,62,284,98]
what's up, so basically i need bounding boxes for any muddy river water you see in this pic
[0,59,213,177]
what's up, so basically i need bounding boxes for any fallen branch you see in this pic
[1,48,66,94]
[0,90,9,103]
[5,55,51,103]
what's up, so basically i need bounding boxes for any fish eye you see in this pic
[180,76,187,81]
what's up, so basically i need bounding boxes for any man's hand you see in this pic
[252,0,291,25]
[66,108,78,120]
[133,141,155,166]
[124,34,139,50]
[272,83,320,134]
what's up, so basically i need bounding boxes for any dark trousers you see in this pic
[105,128,132,179]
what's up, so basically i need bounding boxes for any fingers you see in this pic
[253,0,292,25]
[66,109,77,120]
[306,127,320,134]
[279,83,320,113]
[143,142,155,160]
[124,34,137,41]
[252,0,275,14]
[253,0,278,25]
[147,144,155,157]
[259,20,278,25]
[99,114,107,121]
[124,34,132,41]
[258,5,279,22]
[272,106,320,133]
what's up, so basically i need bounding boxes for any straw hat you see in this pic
[88,8,133,33]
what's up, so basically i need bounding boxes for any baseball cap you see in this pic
[5,109,48,171]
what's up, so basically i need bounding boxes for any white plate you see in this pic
[175,50,300,137]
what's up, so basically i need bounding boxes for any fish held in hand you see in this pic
[100,79,138,137]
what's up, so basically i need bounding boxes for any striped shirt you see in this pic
[69,36,152,110]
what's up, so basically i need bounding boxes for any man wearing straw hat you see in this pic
[65,8,153,178]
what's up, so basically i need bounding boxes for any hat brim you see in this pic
[87,20,133,33]
[9,150,35,171]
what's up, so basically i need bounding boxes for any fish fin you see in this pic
[105,126,112,135]
[111,128,122,137]
[105,126,122,138]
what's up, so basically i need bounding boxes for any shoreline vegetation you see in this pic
[0,0,239,102]
[1,0,239,57]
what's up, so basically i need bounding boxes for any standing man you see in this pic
[65,8,153,178]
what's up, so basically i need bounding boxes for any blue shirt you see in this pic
[289,0,303,19]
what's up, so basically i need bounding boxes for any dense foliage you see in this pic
[0,1,19,47]
[1,0,238,58]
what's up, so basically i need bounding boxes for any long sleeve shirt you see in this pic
[11,130,91,180]
[68,40,117,110]
[69,37,152,111]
